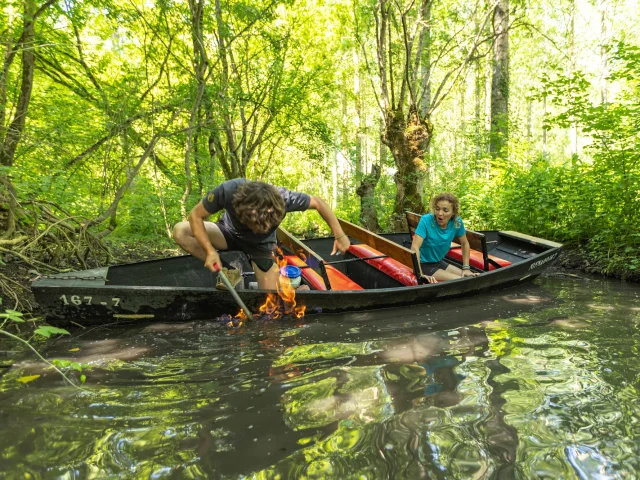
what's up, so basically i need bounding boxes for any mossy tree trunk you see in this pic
[382,107,433,230]
[356,164,382,232]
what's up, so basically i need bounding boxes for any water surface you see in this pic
[1,274,638,479]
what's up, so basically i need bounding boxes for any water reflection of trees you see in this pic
[2,280,637,478]
[256,323,513,479]
[482,289,640,478]
[253,281,640,478]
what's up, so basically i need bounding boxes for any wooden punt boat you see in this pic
[31,220,562,326]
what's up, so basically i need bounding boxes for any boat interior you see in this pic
[105,216,553,291]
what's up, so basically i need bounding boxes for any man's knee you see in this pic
[172,221,191,245]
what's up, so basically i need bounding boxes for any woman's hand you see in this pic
[205,250,222,272]
[421,274,437,284]
[461,269,479,278]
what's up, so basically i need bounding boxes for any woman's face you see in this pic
[434,200,454,227]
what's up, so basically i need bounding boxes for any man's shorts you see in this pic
[420,260,450,276]
[215,222,276,273]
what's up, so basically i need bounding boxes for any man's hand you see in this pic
[205,250,222,272]
[421,274,437,284]
[461,269,479,277]
[331,234,351,255]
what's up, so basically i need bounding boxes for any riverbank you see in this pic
[555,248,640,282]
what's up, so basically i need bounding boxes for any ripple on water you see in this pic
[0,276,639,478]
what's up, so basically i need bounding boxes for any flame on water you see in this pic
[224,248,306,325]
[219,311,246,329]
[254,248,306,320]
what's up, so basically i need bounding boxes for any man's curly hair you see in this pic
[232,181,286,234]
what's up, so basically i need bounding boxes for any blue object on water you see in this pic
[279,266,301,279]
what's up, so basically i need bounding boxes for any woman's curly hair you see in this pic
[232,181,286,234]
[430,192,461,228]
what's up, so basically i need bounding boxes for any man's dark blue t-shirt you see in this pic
[201,178,311,248]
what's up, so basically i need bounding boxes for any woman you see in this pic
[411,193,480,284]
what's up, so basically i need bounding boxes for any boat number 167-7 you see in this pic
[60,295,121,307]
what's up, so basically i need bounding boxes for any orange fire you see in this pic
[229,248,306,324]
[274,248,306,319]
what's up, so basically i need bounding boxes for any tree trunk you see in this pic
[331,148,338,210]
[354,46,381,231]
[181,0,207,219]
[0,0,43,240]
[474,59,483,177]
[599,0,608,104]
[354,49,364,177]
[382,107,432,230]
[0,0,36,168]
[489,0,509,159]
[356,164,381,232]
[0,176,18,238]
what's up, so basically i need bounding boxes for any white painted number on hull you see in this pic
[60,295,121,307]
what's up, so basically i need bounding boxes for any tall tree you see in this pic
[359,0,496,229]
[0,0,56,238]
[489,0,509,159]
[352,46,382,230]
[202,0,332,184]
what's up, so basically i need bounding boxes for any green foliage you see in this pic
[52,359,90,384]
[0,306,80,387]
[424,41,639,278]
[3,0,638,282]
[0,309,25,324]
[33,326,71,338]
[1,306,69,340]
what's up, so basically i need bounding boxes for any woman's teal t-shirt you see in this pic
[415,213,466,263]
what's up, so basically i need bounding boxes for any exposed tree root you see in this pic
[1,180,110,313]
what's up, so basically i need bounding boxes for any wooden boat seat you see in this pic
[284,255,363,291]
[338,218,423,284]
[405,212,512,271]
[348,244,418,286]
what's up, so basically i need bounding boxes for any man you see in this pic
[173,178,351,289]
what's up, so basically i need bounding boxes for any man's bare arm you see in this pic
[308,196,350,255]
[189,202,221,271]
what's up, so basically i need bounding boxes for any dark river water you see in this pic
[1,273,639,479]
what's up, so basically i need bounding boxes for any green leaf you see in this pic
[34,326,70,338]
[18,375,41,384]
[0,309,24,323]
[80,374,87,384]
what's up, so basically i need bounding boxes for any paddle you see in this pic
[216,268,254,321]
